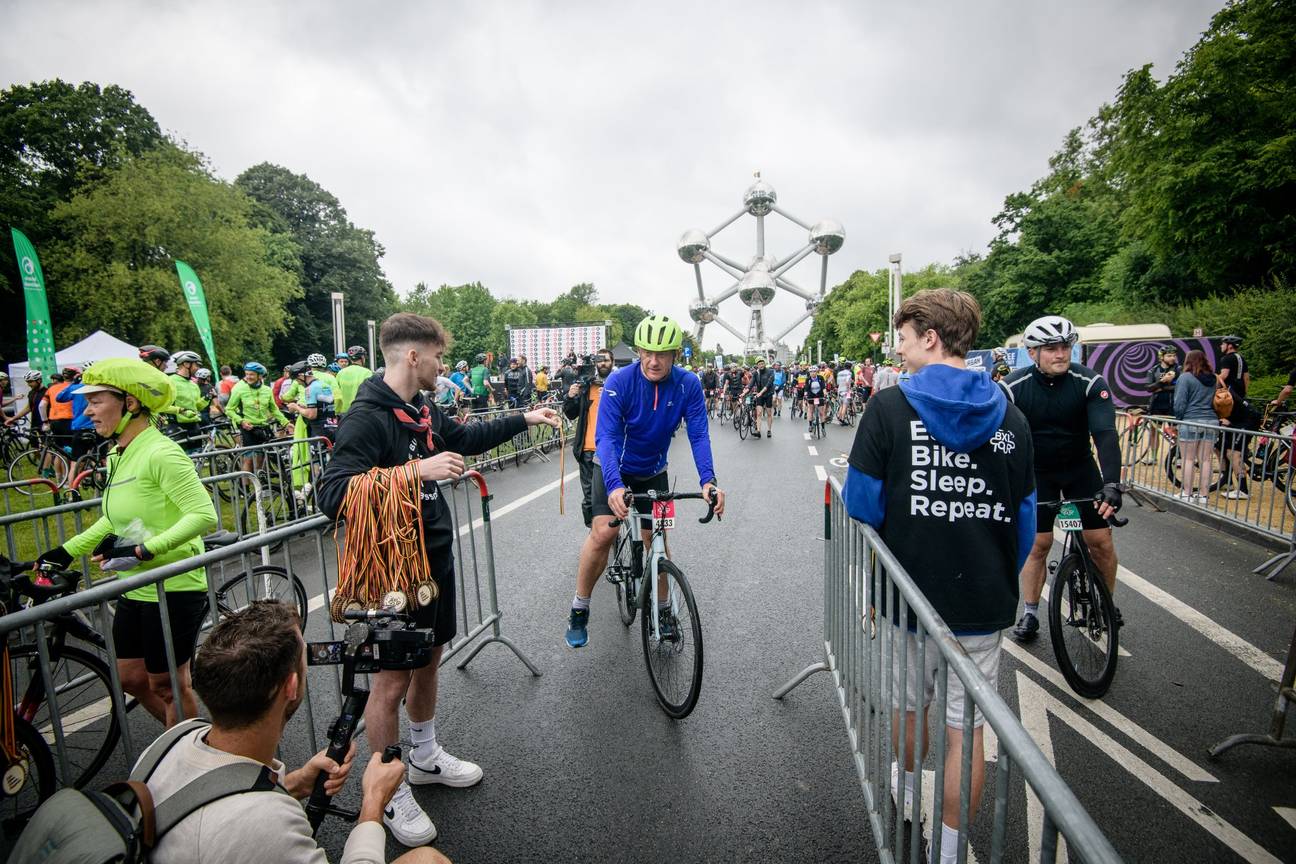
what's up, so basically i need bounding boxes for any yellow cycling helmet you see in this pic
[633,315,683,352]
[77,357,175,414]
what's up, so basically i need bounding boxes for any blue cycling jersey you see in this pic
[772,370,786,388]
[594,362,716,493]
[57,382,94,431]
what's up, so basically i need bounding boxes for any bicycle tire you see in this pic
[1047,553,1118,698]
[0,715,57,827]
[609,530,641,627]
[6,447,69,493]
[216,566,309,625]
[9,643,120,790]
[640,558,703,718]
[737,411,748,440]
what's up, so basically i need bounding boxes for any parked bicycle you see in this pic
[601,489,717,718]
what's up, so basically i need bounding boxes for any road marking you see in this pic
[1052,528,1282,681]
[807,446,818,456]
[803,432,812,440]
[1003,639,1216,783]
[1275,807,1296,832]
[1016,672,1279,864]
[1016,671,1067,864]
[1038,582,1131,657]
[814,465,828,483]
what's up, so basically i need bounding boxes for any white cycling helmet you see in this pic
[1022,316,1078,348]
[172,350,202,365]
[307,352,329,368]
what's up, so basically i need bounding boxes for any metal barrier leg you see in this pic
[772,661,830,699]
[1209,622,1296,757]
[1254,545,1296,582]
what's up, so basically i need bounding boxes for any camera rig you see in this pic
[303,609,436,832]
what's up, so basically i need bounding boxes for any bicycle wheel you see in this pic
[9,643,120,789]
[606,526,641,627]
[737,410,748,440]
[215,566,309,625]
[6,447,69,493]
[1047,554,1118,698]
[640,558,703,718]
[0,716,57,828]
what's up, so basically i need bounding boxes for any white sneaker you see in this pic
[383,782,437,846]
[1224,489,1249,500]
[408,747,484,788]
[1194,495,1209,504]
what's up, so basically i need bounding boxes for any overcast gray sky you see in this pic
[4,0,1221,352]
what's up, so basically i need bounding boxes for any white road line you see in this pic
[814,465,828,483]
[807,446,818,456]
[803,432,812,441]
[1016,671,1066,864]
[1017,673,1280,864]
[1052,528,1282,681]
[1004,639,1216,783]
[1274,807,1296,832]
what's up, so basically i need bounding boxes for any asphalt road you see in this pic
[13,402,1296,863]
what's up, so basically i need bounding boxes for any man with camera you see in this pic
[144,600,448,863]
[562,349,615,541]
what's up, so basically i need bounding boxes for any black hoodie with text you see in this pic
[316,375,526,554]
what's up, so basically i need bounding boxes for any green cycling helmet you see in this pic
[633,315,683,352]
[77,357,175,414]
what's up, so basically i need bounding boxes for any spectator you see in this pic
[146,600,448,863]
[273,365,292,410]
[504,358,523,407]
[535,365,550,402]
[1146,346,1180,417]
[516,355,535,404]
[218,365,239,407]
[844,289,1035,864]
[563,349,616,530]
[1216,335,1253,499]
[557,359,577,396]
[1174,350,1218,503]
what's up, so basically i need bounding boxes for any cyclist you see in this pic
[335,345,374,414]
[335,351,351,370]
[805,365,829,430]
[162,350,205,452]
[55,365,99,466]
[469,353,492,411]
[751,357,775,438]
[39,368,78,476]
[563,315,724,649]
[225,361,290,474]
[700,364,719,416]
[1003,315,1123,642]
[139,344,170,373]
[37,358,217,727]
[723,363,744,416]
[771,361,786,416]
[5,370,47,429]
[835,361,854,425]
[194,368,217,423]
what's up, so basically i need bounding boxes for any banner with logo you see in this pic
[175,260,218,370]
[10,228,57,383]
[507,323,607,373]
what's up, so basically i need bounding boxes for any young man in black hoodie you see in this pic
[844,289,1035,864]
[317,312,559,848]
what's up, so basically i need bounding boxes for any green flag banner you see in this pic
[10,228,57,384]
[175,260,218,371]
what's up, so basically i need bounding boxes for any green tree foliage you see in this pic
[403,281,497,360]
[808,264,962,359]
[0,79,163,363]
[235,163,397,367]
[46,145,300,364]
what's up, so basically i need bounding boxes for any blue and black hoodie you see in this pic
[844,363,1036,633]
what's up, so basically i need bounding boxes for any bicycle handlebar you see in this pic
[1040,497,1129,528]
[611,489,720,525]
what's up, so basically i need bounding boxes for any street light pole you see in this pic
[887,253,902,357]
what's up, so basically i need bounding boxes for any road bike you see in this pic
[734,396,758,441]
[1042,497,1126,698]
[6,428,72,493]
[602,489,717,718]
[807,399,827,440]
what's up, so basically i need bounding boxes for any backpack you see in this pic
[7,718,283,864]
[1212,378,1234,419]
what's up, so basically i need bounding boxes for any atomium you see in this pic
[678,174,844,357]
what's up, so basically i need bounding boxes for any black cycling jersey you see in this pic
[1002,362,1120,484]
[702,370,718,390]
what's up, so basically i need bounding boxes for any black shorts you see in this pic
[473,394,490,412]
[1035,462,1107,532]
[1222,402,1255,452]
[589,464,668,531]
[113,592,209,674]
[411,547,457,647]
[239,424,275,449]
[755,392,773,408]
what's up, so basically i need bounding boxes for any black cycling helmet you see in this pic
[475,353,486,363]
[138,344,170,363]
[289,360,310,377]
[347,345,366,360]
[1220,334,1243,346]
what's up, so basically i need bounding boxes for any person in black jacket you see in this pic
[1146,346,1180,416]
[562,348,615,527]
[316,312,558,848]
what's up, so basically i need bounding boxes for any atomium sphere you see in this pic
[738,269,776,307]
[810,219,845,255]
[689,299,719,324]
[677,229,709,264]
[746,254,778,273]
[805,296,822,314]
[743,179,777,216]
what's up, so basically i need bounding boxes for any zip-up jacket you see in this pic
[594,362,716,493]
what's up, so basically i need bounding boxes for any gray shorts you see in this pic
[1178,423,1217,444]
[890,629,1002,728]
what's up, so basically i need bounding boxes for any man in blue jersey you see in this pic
[564,315,725,648]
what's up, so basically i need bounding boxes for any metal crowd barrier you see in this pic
[775,477,1121,864]
[1116,410,1296,580]
[0,463,537,846]
[452,403,573,473]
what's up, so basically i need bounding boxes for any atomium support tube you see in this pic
[702,250,745,278]
[773,244,816,277]
[819,255,829,295]
[757,214,765,257]
[712,315,747,341]
[712,278,742,305]
[693,263,705,300]
[772,309,815,343]
[770,204,812,230]
[706,208,748,238]
[773,276,815,301]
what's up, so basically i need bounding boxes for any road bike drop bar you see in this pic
[609,489,720,528]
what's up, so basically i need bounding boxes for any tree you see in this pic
[0,79,163,363]
[489,299,538,359]
[403,281,496,360]
[236,163,397,367]
[46,145,300,364]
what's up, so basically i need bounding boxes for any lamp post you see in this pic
[887,253,902,357]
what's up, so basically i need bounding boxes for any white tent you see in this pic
[6,330,140,397]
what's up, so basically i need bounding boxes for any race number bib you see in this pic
[1055,502,1084,532]
[652,500,676,530]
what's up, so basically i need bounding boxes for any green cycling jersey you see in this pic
[334,364,373,414]
[63,426,217,601]
[470,364,490,397]
[226,380,289,428]
[165,373,204,426]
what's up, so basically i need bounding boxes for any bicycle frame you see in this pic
[626,500,678,643]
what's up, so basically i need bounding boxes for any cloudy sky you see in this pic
[4,0,1221,352]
